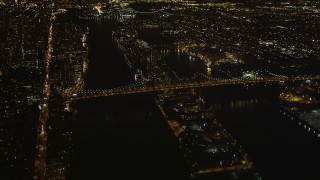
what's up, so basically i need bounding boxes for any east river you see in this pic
[70,18,320,180]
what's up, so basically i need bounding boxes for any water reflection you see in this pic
[230,99,259,110]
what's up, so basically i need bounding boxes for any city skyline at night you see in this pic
[0,0,319,180]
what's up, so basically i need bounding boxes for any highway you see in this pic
[33,12,56,180]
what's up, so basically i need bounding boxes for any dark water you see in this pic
[84,19,133,89]
[202,87,320,180]
[70,95,188,180]
[70,19,188,179]
[217,101,320,180]
[71,19,320,180]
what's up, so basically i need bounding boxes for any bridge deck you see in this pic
[64,76,320,101]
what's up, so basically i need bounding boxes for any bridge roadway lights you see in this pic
[66,76,320,100]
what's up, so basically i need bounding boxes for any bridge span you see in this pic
[62,75,320,101]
